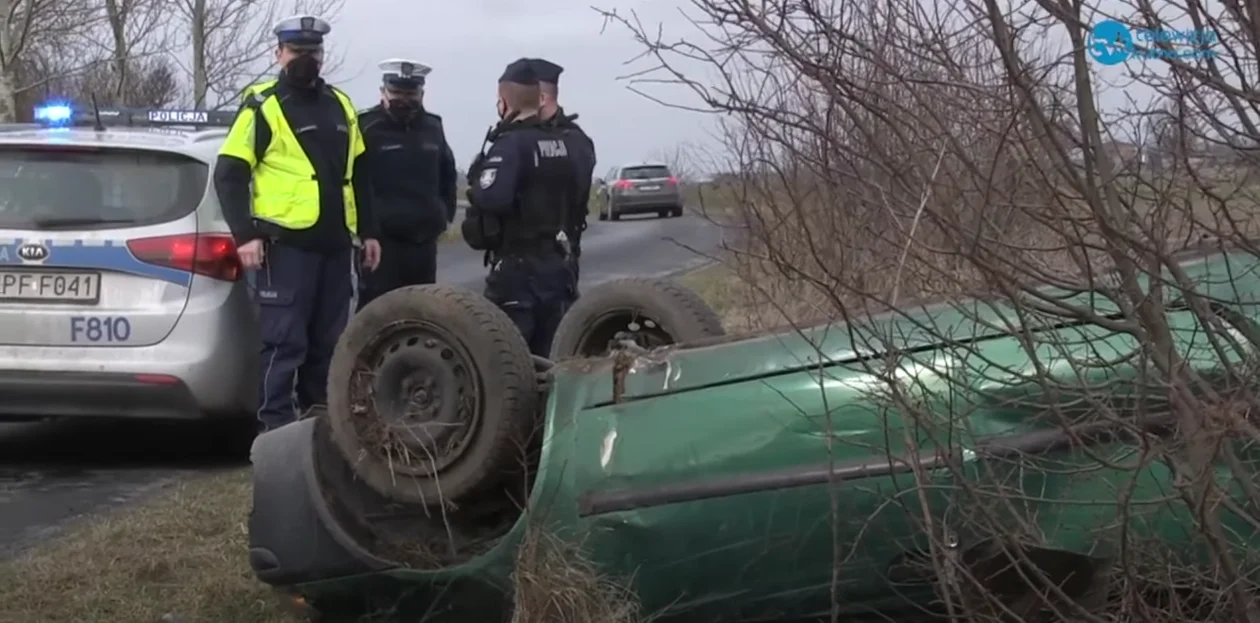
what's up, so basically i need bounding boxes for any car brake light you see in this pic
[127,233,242,281]
[614,180,632,189]
[134,373,180,385]
[666,176,678,185]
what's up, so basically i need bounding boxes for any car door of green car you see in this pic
[556,349,970,621]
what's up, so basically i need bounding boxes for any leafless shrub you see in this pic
[0,0,107,121]
[647,141,703,181]
[172,0,346,109]
[601,0,1260,620]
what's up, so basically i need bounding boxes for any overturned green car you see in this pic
[248,248,1260,622]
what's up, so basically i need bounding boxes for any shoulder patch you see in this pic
[478,168,497,189]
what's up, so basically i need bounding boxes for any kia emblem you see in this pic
[17,242,48,262]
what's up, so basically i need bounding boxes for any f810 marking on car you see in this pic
[70,316,132,342]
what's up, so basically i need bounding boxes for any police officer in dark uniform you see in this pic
[356,58,457,308]
[461,59,580,356]
[215,15,381,431]
[528,58,596,283]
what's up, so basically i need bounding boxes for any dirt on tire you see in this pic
[550,277,725,359]
[326,284,537,506]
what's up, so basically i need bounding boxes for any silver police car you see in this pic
[0,104,257,420]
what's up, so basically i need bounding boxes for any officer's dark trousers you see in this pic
[357,238,438,310]
[484,253,577,357]
[252,244,356,431]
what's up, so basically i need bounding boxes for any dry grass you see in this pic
[440,222,463,242]
[510,529,642,623]
[676,261,819,332]
[0,469,301,623]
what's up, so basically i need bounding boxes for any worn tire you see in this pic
[550,277,726,359]
[327,284,537,505]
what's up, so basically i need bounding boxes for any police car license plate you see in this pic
[639,185,661,191]
[0,271,100,303]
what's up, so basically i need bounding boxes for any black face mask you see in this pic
[387,98,418,118]
[284,54,320,85]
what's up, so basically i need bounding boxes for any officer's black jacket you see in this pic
[544,107,596,237]
[357,105,457,244]
[462,116,580,253]
[213,74,379,252]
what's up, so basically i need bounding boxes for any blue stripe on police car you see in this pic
[0,238,193,287]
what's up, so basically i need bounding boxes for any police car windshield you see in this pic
[621,166,671,180]
[0,148,207,231]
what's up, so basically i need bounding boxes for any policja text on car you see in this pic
[213,14,382,432]
[461,58,582,357]
[356,58,457,308]
[528,58,597,285]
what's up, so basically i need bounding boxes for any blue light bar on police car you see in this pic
[33,104,73,124]
[31,104,236,128]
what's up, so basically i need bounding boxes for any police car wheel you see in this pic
[327,284,538,505]
[549,277,726,359]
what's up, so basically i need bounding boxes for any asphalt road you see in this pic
[0,213,724,557]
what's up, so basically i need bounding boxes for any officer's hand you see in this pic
[362,238,382,272]
[237,239,265,270]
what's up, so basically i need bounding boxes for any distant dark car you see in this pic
[597,163,683,220]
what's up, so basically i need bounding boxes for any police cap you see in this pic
[273,15,331,46]
[379,58,430,91]
[499,58,538,86]
[528,58,563,85]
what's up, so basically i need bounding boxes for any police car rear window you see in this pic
[621,166,671,180]
[0,147,207,230]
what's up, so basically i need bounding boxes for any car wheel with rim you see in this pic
[326,284,538,505]
[549,277,726,359]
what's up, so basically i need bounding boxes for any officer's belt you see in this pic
[498,239,563,256]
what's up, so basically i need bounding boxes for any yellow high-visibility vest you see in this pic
[218,79,365,234]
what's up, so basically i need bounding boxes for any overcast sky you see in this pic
[318,1,1219,174]
[327,0,720,175]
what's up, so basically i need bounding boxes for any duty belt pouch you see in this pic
[460,206,503,251]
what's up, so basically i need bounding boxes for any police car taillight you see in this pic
[127,234,241,281]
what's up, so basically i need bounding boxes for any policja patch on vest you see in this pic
[479,168,497,188]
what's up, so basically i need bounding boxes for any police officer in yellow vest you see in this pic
[213,14,382,432]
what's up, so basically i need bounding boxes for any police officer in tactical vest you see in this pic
[356,58,457,308]
[214,15,381,432]
[461,59,581,356]
[528,58,596,284]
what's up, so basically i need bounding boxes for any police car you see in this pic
[0,103,257,420]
